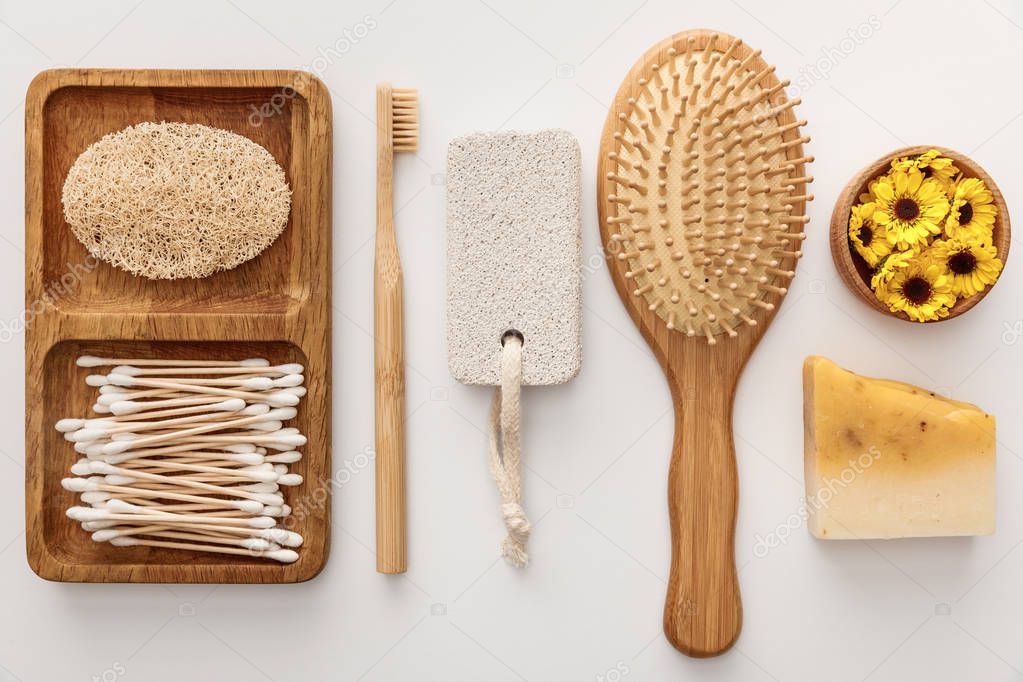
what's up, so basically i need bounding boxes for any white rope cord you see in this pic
[487,333,531,567]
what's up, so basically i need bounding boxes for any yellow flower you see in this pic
[871,169,949,248]
[928,238,1003,297]
[870,250,915,291]
[875,254,956,322]
[858,176,886,205]
[848,202,893,267]
[945,177,997,243]
[892,149,959,194]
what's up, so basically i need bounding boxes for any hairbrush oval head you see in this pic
[597,29,812,658]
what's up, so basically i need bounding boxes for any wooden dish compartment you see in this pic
[39,79,311,315]
[36,340,328,582]
[25,70,333,583]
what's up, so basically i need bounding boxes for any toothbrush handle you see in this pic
[374,231,406,574]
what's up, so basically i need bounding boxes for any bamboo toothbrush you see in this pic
[598,30,812,656]
[375,82,418,574]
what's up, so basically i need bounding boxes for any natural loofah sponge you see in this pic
[61,121,292,280]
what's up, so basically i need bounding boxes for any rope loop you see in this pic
[487,332,530,567]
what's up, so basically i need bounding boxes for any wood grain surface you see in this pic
[24,69,332,583]
[829,145,1011,322]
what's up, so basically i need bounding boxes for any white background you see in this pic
[2,0,1023,680]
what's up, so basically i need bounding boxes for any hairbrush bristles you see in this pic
[604,33,812,344]
[391,87,418,152]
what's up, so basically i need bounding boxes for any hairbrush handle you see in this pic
[663,356,742,657]
[374,83,407,574]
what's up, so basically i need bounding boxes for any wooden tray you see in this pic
[24,69,332,583]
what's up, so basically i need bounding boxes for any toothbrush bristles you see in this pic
[392,87,419,152]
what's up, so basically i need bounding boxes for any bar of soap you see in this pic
[803,356,995,539]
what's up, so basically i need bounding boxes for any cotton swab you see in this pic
[110,363,303,376]
[99,408,299,453]
[110,399,254,419]
[98,373,276,391]
[77,356,270,368]
[103,429,305,456]
[63,479,265,512]
[58,398,246,432]
[87,499,276,524]
[102,500,254,515]
[266,451,302,464]
[104,441,260,458]
[111,457,268,472]
[87,462,283,500]
[67,506,276,528]
[97,392,223,408]
[106,536,298,563]
[93,526,278,551]
[69,404,277,441]
[96,376,300,405]
[98,483,284,507]
[97,482,284,507]
[92,458,275,480]
[105,398,246,420]
[112,470,277,487]
[69,412,242,442]
[94,523,302,546]
[101,445,260,465]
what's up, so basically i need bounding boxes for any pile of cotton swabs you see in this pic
[57,356,307,563]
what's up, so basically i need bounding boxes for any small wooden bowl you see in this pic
[830,145,1011,322]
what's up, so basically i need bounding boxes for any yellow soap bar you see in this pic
[803,356,995,539]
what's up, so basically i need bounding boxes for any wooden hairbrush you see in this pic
[597,29,812,657]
